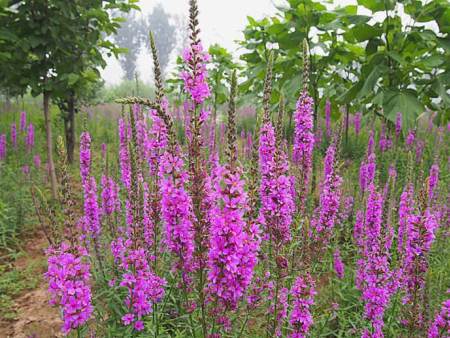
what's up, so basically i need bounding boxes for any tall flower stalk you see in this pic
[398,182,439,332]
[181,2,213,334]
[288,274,316,338]
[207,72,259,332]
[293,40,314,210]
[44,137,93,335]
[310,142,342,247]
[356,183,397,337]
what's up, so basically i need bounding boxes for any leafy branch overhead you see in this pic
[238,0,450,127]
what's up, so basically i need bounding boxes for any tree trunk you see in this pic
[43,91,58,199]
[345,104,350,145]
[64,95,76,164]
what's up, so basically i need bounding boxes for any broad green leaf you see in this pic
[357,0,395,12]
[345,23,382,42]
[382,89,424,127]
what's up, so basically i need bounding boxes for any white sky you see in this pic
[102,0,287,84]
[101,0,427,85]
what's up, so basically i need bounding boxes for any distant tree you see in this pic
[173,14,189,56]
[145,4,177,75]
[114,12,146,80]
[0,0,137,197]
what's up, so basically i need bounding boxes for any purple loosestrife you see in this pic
[359,142,376,194]
[20,111,26,132]
[333,249,345,279]
[356,184,397,337]
[399,189,439,328]
[208,70,261,328]
[111,238,166,331]
[395,112,402,139]
[428,164,439,204]
[339,196,354,224]
[25,123,34,152]
[398,184,415,256]
[34,154,41,169]
[101,175,120,216]
[311,144,342,243]
[79,131,91,185]
[46,243,93,334]
[315,127,323,146]
[428,294,450,338]
[259,122,294,244]
[22,165,30,176]
[101,143,107,160]
[406,129,415,147]
[10,123,17,148]
[145,109,168,175]
[142,182,155,251]
[118,118,131,190]
[416,140,425,163]
[159,148,195,274]
[353,210,364,249]
[354,112,362,136]
[83,176,101,239]
[379,124,392,153]
[292,90,315,208]
[246,132,253,158]
[180,42,211,105]
[325,99,331,138]
[288,274,316,338]
[207,166,257,309]
[0,134,6,160]
[268,287,289,337]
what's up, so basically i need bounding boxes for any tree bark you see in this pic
[43,91,58,199]
[64,95,76,164]
[345,104,350,145]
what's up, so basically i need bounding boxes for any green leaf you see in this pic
[345,23,382,42]
[67,73,80,86]
[382,89,424,127]
[357,0,395,12]
[356,63,387,100]
[421,54,445,68]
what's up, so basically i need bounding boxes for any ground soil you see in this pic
[0,232,63,338]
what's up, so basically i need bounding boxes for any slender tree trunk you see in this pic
[43,91,58,199]
[345,104,350,145]
[64,95,76,164]
[4,95,11,112]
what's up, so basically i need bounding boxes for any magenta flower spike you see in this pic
[292,90,315,207]
[10,123,17,148]
[428,294,450,338]
[79,131,91,185]
[45,243,93,334]
[395,112,402,139]
[333,249,345,279]
[25,123,34,152]
[180,43,211,105]
[311,144,342,242]
[159,148,195,274]
[118,118,131,191]
[288,274,316,338]
[20,111,26,132]
[0,134,6,160]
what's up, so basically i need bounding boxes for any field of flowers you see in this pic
[0,1,449,338]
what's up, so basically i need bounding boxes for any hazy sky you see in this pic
[101,0,287,84]
[101,0,416,85]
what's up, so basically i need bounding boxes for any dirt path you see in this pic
[0,232,63,338]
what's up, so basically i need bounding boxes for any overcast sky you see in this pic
[101,0,289,84]
[101,0,423,85]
